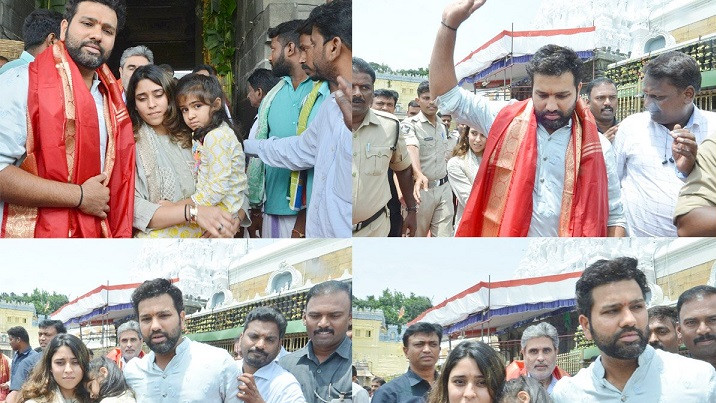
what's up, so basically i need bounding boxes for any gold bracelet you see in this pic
[189,204,198,223]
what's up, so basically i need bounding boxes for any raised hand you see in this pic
[442,0,488,29]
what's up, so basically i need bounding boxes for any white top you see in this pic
[352,382,370,403]
[243,93,351,237]
[239,360,306,403]
[447,151,481,233]
[123,338,240,403]
[552,345,716,402]
[437,86,625,235]
[0,65,108,224]
[612,108,716,236]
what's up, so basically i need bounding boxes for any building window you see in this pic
[367,330,372,338]
[354,329,361,337]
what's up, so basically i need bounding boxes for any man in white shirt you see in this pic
[235,306,305,403]
[613,50,716,236]
[553,257,716,402]
[124,278,240,402]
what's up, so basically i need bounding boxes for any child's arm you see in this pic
[192,128,237,207]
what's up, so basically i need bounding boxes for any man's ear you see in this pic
[578,314,592,340]
[285,42,297,57]
[59,19,68,41]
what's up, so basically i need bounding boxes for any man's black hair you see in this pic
[575,257,650,320]
[22,9,63,52]
[526,44,583,88]
[584,76,616,99]
[131,278,184,319]
[402,322,443,347]
[644,51,702,93]
[39,319,67,334]
[268,19,303,48]
[298,0,351,50]
[648,305,677,327]
[408,100,420,108]
[374,89,398,103]
[247,68,280,94]
[677,285,716,320]
[64,0,127,31]
[417,80,430,96]
[0,56,8,63]
[192,63,217,76]
[305,280,351,306]
[243,306,287,339]
[353,57,375,83]
[8,326,30,344]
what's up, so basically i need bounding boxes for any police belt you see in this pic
[352,206,388,232]
[427,174,449,189]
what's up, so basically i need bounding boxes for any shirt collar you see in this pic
[358,108,381,130]
[252,360,280,380]
[281,75,313,87]
[306,336,352,362]
[405,367,436,386]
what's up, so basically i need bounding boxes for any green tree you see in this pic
[353,289,432,332]
[0,289,69,316]
[368,62,394,74]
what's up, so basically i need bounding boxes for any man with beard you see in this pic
[372,322,441,403]
[647,305,681,353]
[585,77,619,142]
[352,57,417,237]
[244,0,352,237]
[613,51,716,237]
[124,278,240,402]
[505,322,569,395]
[106,320,145,369]
[430,0,624,237]
[677,285,716,369]
[279,280,352,403]
[0,0,135,238]
[234,307,305,403]
[552,257,716,401]
[246,19,330,239]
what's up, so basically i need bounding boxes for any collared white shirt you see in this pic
[552,345,716,402]
[237,360,306,403]
[0,64,108,222]
[437,86,625,235]
[613,107,716,236]
[244,93,351,237]
[124,338,240,403]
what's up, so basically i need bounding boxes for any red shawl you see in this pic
[2,41,135,237]
[455,98,608,237]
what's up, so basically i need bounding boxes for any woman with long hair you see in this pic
[18,334,91,403]
[126,65,237,237]
[85,357,135,402]
[447,126,487,233]
[428,340,506,403]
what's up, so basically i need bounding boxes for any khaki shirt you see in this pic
[674,136,716,220]
[401,111,449,180]
[353,109,411,223]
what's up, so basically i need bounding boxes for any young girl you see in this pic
[19,334,92,403]
[175,73,248,234]
[85,357,135,402]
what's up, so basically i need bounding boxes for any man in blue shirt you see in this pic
[372,322,442,403]
[0,9,62,76]
[6,326,40,403]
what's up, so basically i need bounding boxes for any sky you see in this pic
[0,239,277,300]
[354,0,544,70]
[352,238,529,305]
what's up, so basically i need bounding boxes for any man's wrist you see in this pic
[441,20,458,31]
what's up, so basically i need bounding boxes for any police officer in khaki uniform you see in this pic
[401,81,454,237]
[352,58,418,236]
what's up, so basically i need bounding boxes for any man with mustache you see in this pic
[430,0,624,237]
[647,305,681,353]
[279,280,352,403]
[677,285,716,369]
[106,320,145,369]
[505,322,569,395]
[613,51,716,237]
[371,322,442,403]
[124,278,240,402]
[552,257,716,401]
[0,0,135,238]
[585,77,619,142]
[246,19,330,239]
[235,307,305,403]
[352,57,417,236]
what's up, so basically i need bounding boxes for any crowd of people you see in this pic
[0,0,352,238]
[352,0,716,237]
[360,257,716,403]
[1,278,353,403]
